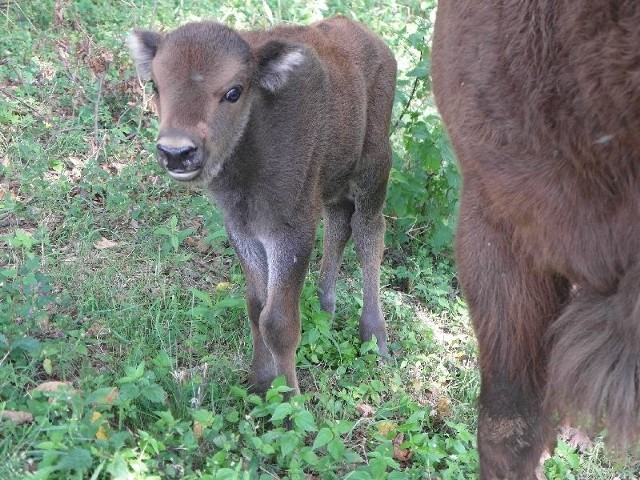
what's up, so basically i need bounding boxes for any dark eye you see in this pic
[224,86,242,103]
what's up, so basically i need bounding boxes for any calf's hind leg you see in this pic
[457,185,570,479]
[351,173,389,357]
[351,67,394,356]
[318,197,355,314]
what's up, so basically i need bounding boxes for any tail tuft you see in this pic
[546,285,640,447]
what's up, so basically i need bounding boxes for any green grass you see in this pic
[1,0,639,478]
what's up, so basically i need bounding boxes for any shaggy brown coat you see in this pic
[432,1,640,478]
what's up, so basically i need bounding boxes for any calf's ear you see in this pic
[255,41,306,93]
[127,30,162,80]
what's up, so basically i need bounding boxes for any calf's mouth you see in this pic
[156,134,204,182]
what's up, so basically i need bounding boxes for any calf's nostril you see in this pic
[156,144,196,158]
[156,144,201,172]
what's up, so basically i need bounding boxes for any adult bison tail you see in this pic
[546,267,640,447]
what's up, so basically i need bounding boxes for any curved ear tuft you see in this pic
[255,41,306,93]
[127,30,162,80]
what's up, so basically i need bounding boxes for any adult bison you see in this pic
[432,1,640,478]
[128,17,396,396]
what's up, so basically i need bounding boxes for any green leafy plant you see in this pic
[154,215,196,253]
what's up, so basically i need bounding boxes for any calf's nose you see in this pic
[156,143,202,172]
[156,139,203,175]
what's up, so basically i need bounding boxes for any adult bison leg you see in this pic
[318,197,355,314]
[457,182,570,479]
[227,231,274,394]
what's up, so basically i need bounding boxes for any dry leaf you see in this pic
[94,237,118,249]
[110,162,126,174]
[41,65,56,81]
[3,190,18,202]
[559,423,593,452]
[89,388,119,406]
[96,424,108,440]
[0,410,33,424]
[103,389,119,405]
[33,381,72,392]
[376,421,396,436]
[91,411,108,440]
[356,403,375,418]
[193,420,204,440]
[32,381,78,402]
[195,240,211,254]
[436,395,452,417]
[86,322,110,338]
[183,235,211,254]
[392,433,413,462]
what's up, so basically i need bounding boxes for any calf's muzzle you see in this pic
[156,136,204,181]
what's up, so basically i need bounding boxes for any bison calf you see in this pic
[128,17,396,395]
[432,1,640,478]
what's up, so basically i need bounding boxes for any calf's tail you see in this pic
[546,265,640,446]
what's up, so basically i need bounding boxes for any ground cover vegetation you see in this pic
[0,0,638,478]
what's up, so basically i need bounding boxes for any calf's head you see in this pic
[128,22,306,184]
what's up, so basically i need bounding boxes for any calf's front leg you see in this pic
[258,231,314,395]
[231,228,314,395]
[227,232,275,394]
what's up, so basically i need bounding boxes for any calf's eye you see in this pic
[224,86,242,103]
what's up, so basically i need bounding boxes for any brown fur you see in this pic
[432,1,640,478]
[128,17,396,395]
